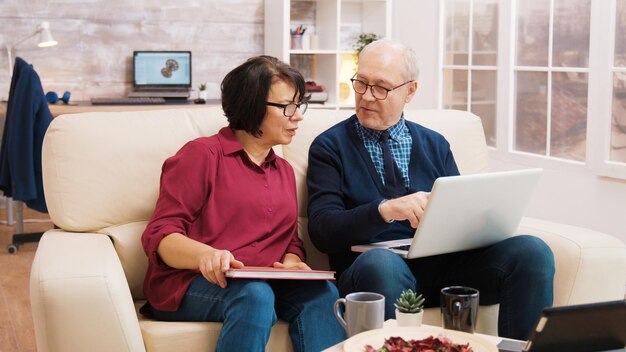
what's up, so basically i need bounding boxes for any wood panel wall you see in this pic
[0,0,264,101]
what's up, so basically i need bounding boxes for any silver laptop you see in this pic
[128,51,191,99]
[351,168,542,259]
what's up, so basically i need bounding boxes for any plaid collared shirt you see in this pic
[354,116,412,188]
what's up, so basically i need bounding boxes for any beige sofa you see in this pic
[31,106,626,352]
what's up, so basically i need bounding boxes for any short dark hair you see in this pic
[221,55,306,137]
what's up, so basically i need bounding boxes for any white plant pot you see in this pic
[198,90,208,100]
[395,309,423,327]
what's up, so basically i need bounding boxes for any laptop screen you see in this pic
[133,51,192,89]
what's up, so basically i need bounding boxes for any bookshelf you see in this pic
[264,0,392,109]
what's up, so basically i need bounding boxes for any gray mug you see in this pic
[440,286,479,333]
[334,292,385,337]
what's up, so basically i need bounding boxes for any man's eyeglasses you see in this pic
[350,78,413,100]
[266,101,308,117]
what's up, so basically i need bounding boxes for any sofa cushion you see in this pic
[283,109,344,217]
[518,217,626,306]
[403,109,489,175]
[100,221,150,299]
[135,304,498,351]
[298,216,328,270]
[136,302,293,352]
[42,106,228,232]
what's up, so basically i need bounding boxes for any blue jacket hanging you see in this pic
[0,57,52,213]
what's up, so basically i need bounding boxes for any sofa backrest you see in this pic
[284,108,489,218]
[43,106,227,231]
[42,107,488,298]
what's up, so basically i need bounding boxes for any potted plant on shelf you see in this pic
[198,82,207,101]
[353,32,380,61]
[394,288,425,327]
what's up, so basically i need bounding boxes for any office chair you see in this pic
[0,57,52,253]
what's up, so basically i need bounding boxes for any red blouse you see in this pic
[141,126,305,311]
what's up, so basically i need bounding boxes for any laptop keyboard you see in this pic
[91,97,167,105]
[390,245,411,251]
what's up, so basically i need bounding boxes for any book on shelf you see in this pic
[308,91,328,103]
[306,81,328,103]
[225,266,335,280]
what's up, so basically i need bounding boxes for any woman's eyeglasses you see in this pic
[266,101,308,117]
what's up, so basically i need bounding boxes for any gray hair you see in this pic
[359,39,420,81]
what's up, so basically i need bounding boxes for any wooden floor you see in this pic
[0,203,54,352]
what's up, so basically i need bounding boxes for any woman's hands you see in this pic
[193,248,309,289]
[157,234,311,288]
[198,249,244,288]
[272,252,311,270]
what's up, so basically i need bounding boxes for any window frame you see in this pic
[439,0,500,147]
[589,0,626,179]
[438,0,626,180]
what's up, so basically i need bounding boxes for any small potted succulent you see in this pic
[394,288,425,327]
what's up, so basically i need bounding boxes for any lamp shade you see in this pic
[37,22,58,48]
[6,21,59,77]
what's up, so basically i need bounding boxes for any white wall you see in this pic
[393,0,626,243]
[0,0,264,101]
[393,0,440,109]
[489,156,626,242]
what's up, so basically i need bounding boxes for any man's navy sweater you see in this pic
[307,114,459,276]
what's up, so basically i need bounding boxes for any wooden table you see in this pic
[323,321,519,352]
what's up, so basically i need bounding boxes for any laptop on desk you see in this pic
[351,168,542,259]
[127,51,191,99]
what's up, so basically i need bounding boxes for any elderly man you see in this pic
[306,39,554,340]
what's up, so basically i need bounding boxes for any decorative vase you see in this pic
[395,309,423,327]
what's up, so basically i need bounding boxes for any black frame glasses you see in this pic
[266,101,308,117]
[350,77,413,100]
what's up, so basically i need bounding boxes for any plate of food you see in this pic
[343,325,498,352]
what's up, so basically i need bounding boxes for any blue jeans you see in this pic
[151,277,345,352]
[337,235,555,340]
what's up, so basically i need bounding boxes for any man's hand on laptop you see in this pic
[378,192,430,228]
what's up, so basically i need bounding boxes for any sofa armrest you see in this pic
[30,230,146,352]
[518,217,626,306]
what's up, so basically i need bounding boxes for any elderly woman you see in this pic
[141,56,345,351]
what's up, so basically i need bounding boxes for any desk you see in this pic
[0,99,221,118]
[47,99,221,117]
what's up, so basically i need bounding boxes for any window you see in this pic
[440,0,626,179]
[514,0,590,162]
[442,0,499,146]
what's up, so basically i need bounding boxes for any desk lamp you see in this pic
[5,21,58,77]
